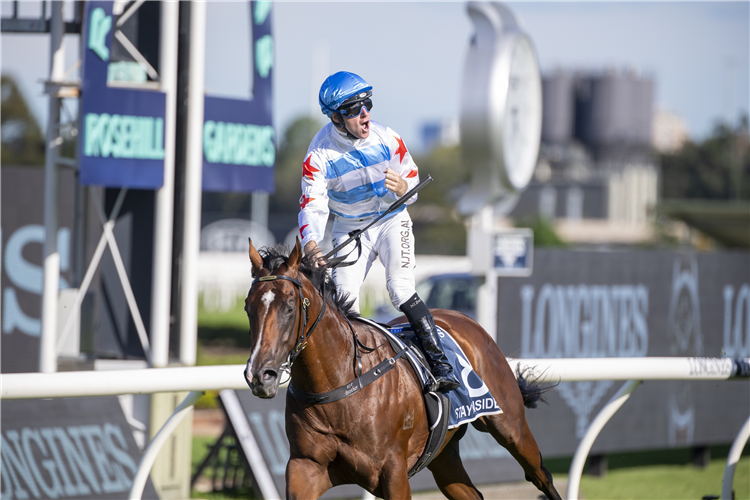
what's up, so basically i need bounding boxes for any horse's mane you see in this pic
[257,244,359,319]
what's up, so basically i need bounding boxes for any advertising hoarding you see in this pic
[1,397,158,499]
[1,167,75,373]
[79,1,276,193]
[497,249,750,455]
[201,1,275,193]
[79,1,167,189]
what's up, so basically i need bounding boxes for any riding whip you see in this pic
[322,174,433,265]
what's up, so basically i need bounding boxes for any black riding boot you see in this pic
[400,293,461,392]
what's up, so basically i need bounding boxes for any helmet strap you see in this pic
[331,113,359,141]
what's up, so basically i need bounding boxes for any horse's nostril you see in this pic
[262,369,278,383]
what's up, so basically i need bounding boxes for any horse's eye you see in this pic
[284,297,295,308]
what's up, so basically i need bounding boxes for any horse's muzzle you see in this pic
[245,365,279,398]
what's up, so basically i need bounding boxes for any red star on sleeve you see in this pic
[406,169,418,178]
[393,136,408,163]
[300,195,315,209]
[299,224,308,238]
[302,155,319,180]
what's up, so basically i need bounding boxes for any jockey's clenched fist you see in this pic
[384,168,407,197]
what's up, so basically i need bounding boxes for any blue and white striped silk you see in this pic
[299,121,420,247]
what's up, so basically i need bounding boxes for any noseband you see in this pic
[250,274,326,370]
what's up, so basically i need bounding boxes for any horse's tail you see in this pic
[514,364,557,409]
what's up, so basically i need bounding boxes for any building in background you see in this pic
[652,107,690,153]
[421,117,460,153]
[510,68,662,245]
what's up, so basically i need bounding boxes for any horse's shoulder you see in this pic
[286,397,335,434]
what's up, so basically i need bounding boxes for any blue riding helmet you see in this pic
[319,71,373,118]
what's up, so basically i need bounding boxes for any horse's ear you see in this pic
[248,238,263,276]
[287,237,303,272]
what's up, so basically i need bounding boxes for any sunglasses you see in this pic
[338,97,373,118]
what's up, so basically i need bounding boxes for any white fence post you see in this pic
[722,415,750,500]
[565,379,642,500]
[129,390,203,500]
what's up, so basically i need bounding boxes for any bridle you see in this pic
[249,273,326,375]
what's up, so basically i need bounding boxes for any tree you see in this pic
[410,145,470,255]
[514,215,567,247]
[269,115,322,214]
[1,75,45,166]
[661,116,750,200]
[263,116,323,242]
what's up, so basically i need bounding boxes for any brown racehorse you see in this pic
[243,239,562,500]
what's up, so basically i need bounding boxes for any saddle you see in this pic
[287,317,454,477]
[355,317,451,478]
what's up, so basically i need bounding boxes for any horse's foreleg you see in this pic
[478,416,562,500]
[286,458,332,500]
[427,438,484,500]
[373,453,412,500]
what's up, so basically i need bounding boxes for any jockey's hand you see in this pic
[384,168,408,197]
[304,241,327,269]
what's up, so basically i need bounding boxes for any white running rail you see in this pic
[2,357,748,500]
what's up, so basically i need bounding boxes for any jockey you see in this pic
[299,71,460,392]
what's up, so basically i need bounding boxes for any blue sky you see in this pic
[2,1,748,153]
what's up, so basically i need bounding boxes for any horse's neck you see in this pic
[290,295,358,394]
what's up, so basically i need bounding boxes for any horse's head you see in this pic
[243,238,306,398]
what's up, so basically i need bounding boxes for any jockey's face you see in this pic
[339,105,370,139]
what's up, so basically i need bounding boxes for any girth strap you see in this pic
[288,348,408,405]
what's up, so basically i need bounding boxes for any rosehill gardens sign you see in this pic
[79,1,275,193]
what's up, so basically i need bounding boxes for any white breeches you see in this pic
[330,210,416,314]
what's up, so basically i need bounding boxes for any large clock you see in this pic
[459,2,542,215]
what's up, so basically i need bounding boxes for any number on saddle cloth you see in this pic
[387,322,504,429]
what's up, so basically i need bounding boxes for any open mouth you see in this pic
[361,120,370,134]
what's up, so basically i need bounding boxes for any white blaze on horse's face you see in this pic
[247,290,275,374]
[261,290,275,309]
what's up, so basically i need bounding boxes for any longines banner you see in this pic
[0,398,158,499]
[497,249,750,456]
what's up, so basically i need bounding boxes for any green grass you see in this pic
[197,296,252,351]
[542,445,750,500]
[191,436,258,499]
[198,299,248,331]
[195,297,251,410]
[195,346,250,367]
[577,455,749,499]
